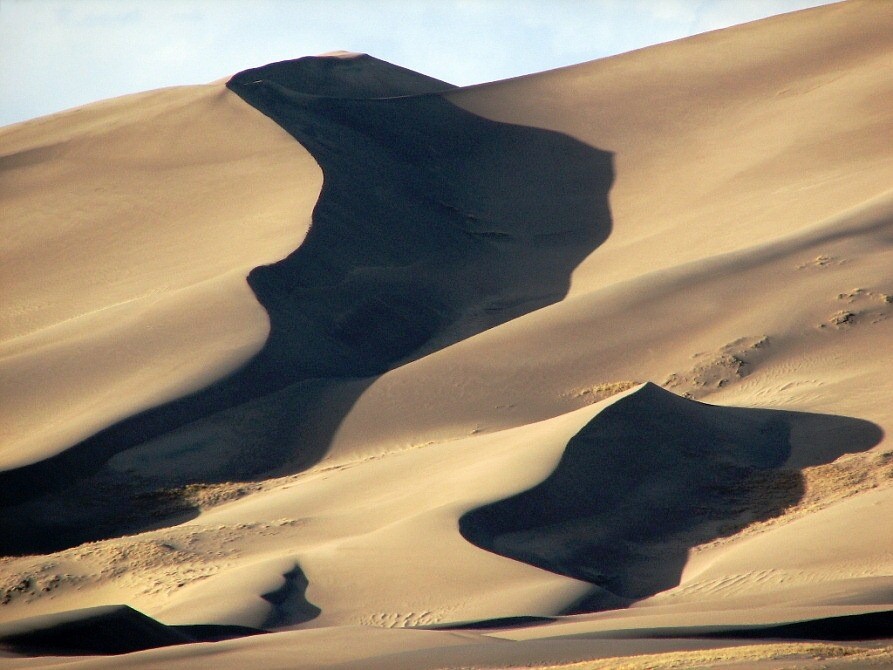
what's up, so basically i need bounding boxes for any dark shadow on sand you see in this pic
[0,55,614,554]
[0,565,319,657]
[695,609,893,641]
[459,383,884,613]
[576,608,893,642]
[261,564,321,629]
[0,604,267,656]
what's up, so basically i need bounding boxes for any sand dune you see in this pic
[0,83,322,471]
[1,1,893,668]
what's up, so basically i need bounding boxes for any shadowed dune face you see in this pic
[229,55,614,384]
[228,53,458,98]
[0,55,613,553]
[459,384,884,610]
[261,564,320,629]
[0,605,266,656]
[0,605,192,656]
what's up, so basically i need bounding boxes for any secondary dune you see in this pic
[1,1,892,669]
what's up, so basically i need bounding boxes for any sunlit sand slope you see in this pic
[0,84,321,469]
[1,2,892,669]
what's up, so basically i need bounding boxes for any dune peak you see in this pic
[315,50,365,59]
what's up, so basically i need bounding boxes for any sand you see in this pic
[1,1,892,668]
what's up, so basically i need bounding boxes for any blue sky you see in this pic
[1,0,837,127]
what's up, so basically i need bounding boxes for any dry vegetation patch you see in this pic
[663,336,769,399]
[134,481,263,515]
[510,642,891,670]
[696,449,893,552]
[563,381,641,404]
[821,287,892,330]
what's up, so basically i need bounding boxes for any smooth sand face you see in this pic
[0,84,322,469]
[2,1,893,669]
[449,0,893,292]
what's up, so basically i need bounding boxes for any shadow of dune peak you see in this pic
[459,383,884,613]
[0,54,614,555]
[260,563,320,629]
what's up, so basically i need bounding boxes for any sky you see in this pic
[1,0,838,127]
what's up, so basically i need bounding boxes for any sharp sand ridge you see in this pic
[1,1,892,668]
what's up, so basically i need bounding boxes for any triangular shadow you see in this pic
[459,383,884,611]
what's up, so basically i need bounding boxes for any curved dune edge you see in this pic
[0,83,323,470]
[1,1,893,668]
